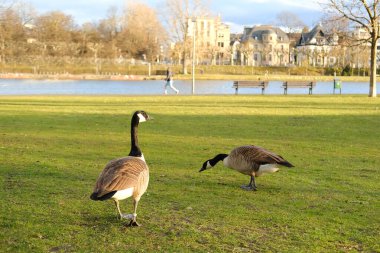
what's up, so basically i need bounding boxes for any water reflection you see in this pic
[0,78,377,95]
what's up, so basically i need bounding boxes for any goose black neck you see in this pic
[129,113,142,157]
[210,154,228,166]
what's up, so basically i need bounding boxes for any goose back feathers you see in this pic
[225,145,293,176]
[90,157,149,201]
[199,145,294,190]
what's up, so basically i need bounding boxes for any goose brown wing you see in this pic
[232,145,293,167]
[93,157,148,197]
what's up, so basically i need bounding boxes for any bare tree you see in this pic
[77,22,101,57]
[120,1,166,61]
[97,6,120,59]
[275,11,306,33]
[0,6,25,62]
[0,0,16,12]
[34,11,76,57]
[162,0,211,74]
[239,42,254,66]
[13,1,36,25]
[323,0,379,97]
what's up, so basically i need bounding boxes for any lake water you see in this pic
[0,78,377,95]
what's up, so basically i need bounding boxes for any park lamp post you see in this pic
[192,17,196,95]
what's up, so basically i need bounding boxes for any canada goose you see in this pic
[90,110,152,226]
[199,145,294,191]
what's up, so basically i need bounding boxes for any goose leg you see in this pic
[114,199,123,220]
[127,199,140,227]
[241,176,257,191]
[114,199,135,220]
[251,175,257,190]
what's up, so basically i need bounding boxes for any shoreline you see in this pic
[0,72,372,82]
[0,73,147,81]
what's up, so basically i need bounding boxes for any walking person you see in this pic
[164,67,179,94]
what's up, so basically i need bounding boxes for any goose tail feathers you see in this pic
[279,160,294,168]
[90,191,116,201]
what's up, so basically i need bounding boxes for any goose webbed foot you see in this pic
[240,184,257,191]
[127,220,140,227]
[241,176,257,191]
[121,213,140,226]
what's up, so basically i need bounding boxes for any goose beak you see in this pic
[199,167,206,172]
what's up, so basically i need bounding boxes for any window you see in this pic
[254,54,258,61]
[269,54,272,61]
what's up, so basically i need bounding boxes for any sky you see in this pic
[24,0,324,33]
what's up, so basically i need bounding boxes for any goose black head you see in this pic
[134,110,152,123]
[199,154,228,172]
[199,160,213,172]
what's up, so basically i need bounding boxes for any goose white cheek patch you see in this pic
[138,113,146,122]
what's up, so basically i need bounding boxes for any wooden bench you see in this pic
[233,80,269,95]
[282,81,315,95]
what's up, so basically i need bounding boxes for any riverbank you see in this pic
[170,73,371,82]
[0,72,371,82]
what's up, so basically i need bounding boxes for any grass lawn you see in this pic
[0,95,379,252]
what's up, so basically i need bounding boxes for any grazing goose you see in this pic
[90,110,152,226]
[199,145,294,191]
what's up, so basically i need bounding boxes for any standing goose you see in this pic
[90,110,152,226]
[199,145,294,191]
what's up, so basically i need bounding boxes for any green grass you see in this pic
[0,95,379,252]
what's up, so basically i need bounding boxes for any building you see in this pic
[239,25,290,66]
[187,16,230,65]
[230,34,241,65]
[295,24,339,67]
[350,26,372,68]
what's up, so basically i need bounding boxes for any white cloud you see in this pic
[225,22,245,34]
[279,0,321,10]
[243,0,270,3]
[225,21,264,34]
[244,0,321,11]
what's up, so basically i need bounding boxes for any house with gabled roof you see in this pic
[295,24,339,67]
[239,25,290,66]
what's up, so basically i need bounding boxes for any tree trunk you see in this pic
[182,54,188,74]
[369,36,377,97]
